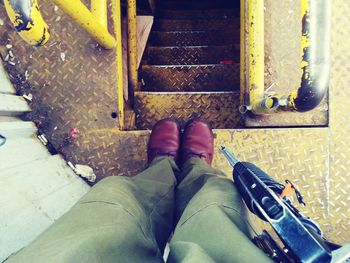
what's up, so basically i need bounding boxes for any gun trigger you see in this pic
[281,180,306,206]
[280,181,295,199]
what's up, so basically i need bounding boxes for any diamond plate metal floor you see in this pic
[0,0,349,247]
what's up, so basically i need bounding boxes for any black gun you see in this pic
[221,146,350,263]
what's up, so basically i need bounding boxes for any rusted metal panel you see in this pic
[146,46,239,65]
[134,92,241,129]
[157,9,239,19]
[153,18,240,32]
[149,30,238,46]
[140,64,240,92]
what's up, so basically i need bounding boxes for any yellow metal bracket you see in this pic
[241,0,330,114]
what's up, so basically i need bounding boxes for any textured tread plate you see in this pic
[146,45,239,65]
[149,31,238,46]
[134,91,241,129]
[153,18,239,32]
[157,9,239,19]
[141,64,240,91]
[159,0,238,10]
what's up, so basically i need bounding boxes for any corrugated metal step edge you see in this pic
[140,64,240,91]
[156,9,239,19]
[134,91,241,129]
[0,62,15,94]
[149,30,239,46]
[0,121,37,138]
[153,18,239,31]
[0,136,52,171]
[0,155,90,262]
[0,94,31,116]
[145,45,239,65]
[158,1,238,10]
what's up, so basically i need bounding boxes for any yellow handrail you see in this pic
[4,0,116,49]
[4,0,50,46]
[113,0,125,130]
[127,0,138,98]
[91,0,108,30]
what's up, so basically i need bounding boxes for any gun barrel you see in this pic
[220,146,239,167]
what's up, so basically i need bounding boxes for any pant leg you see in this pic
[6,157,178,263]
[168,158,272,263]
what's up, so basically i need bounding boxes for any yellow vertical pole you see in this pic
[240,0,246,106]
[127,0,139,100]
[91,0,108,29]
[248,0,265,106]
[113,0,124,130]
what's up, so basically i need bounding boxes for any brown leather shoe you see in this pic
[147,119,181,164]
[182,119,214,165]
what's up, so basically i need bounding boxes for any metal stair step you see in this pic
[134,91,241,129]
[149,30,239,46]
[145,45,239,65]
[156,9,239,19]
[140,64,239,91]
[158,1,238,10]
[153,18,239,32]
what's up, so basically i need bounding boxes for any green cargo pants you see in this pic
[6,157,271,263]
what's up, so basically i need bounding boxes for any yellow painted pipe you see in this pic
[4,0,50,46]
[240,0,247,107]
[113,0,124,130]
[52,0,115,49]
[287,0,310,110]
[127,0,139,94]
[91,0,108,30]
[247,0,265,110]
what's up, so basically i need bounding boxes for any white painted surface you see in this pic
[0,156,90,261]
[0,62,15,94]
[0,61,90,262]
[0,94,31,115]
[0,121,37,138]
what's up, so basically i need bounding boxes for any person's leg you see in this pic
[6,119,182,263]
[168,119,271,263]
[5,157,177,263]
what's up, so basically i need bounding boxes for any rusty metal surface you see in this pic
[327,0,350,244]
[157,9,239,19]
[140,64,239,91]
[149,30,238,47]
[134,92,242,129]
[153,18,239,32]
[0,0,119,165]
[145,46,239,65]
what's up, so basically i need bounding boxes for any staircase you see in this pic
[135,0,241,129]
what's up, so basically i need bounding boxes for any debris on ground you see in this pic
[60,52,66,62]
[38,134,48,145]
[0,135,6,147]
[23,93,33,102]
[68,128,79,139]
[24,70,29,80]
[69,163,97,183]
